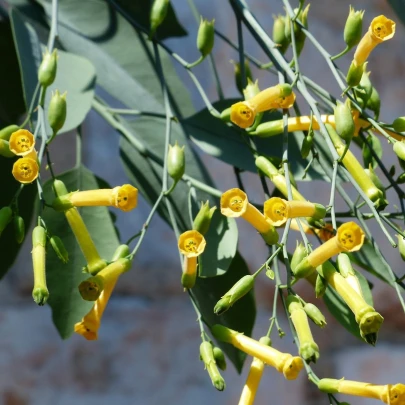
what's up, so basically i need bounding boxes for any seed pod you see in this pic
[0,207,12,236]
[0,140,15,158]
[234,61,253,95]
[393,141,405,162]
[366,86,381,119]
[354,65,372,107]
[334,100,355,143]
[304,303,327,328]
[50,235,69,264]
[212,346,227,371]
[273,15,289,54]
[150,0,169,37]
[344,6,364,49]
[13,215,25,244]
[392,117,405,133]
[48,90,67,134]
[0,124,19,141]
[193,201,216,235]
[38,49,58,87]
[197,18,215,57]
[346,61,364,88]
[167,142,185,181]
[397,235,405,261]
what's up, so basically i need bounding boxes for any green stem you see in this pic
[330,45,350,61]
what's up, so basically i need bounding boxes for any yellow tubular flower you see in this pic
[318,378,405,405]
[9,129,35,156]
[212,325,304,380]
[221,188,279,245]
[230,84,292,128]
[268,92,296,110]
[12,156,39,184]
[53,184,138,212]
[353,15,395,66]
[264,197,326,226]
[294,222,365,278]
[238,337,271,405]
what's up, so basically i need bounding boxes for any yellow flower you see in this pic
[178,230,206,289]
[354,15,395,66]
[318,378,405,405]
[230,84,292,128]
[212,325,304,380]
[12,156,39,184]
[264,197,326,226]
[221,188,278,245]
[74,273,118,340]
[268,92,296,110]
[9,129,35,156]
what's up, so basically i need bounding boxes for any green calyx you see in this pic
[273,15,289,55]
[315,274,328,298]
[291,242,308,274]
[344,6,364,48]
[181,272,196,290]
[111,244,130,261]
[211,324,235,344]
[50,235,69,264]
[38,49,58,87]
[167,142,185,182]
[357,308,384,345]
[318,378,339,394]
[304,303,327,327]
[48,90,67,135]
[200,341,226,391]
[149,0,170,37]
[336,253,355,277]
[260,226,279,245]
[32,287,49,306]
[346,61,364,88]
[32,225,47,247]
[234,61,253,95]
[299,341,320,364]
[197,18,215,57]
[212,346,227,371]
[52,195,74,211]
[293,257,316,279]
[334,100,355,143]
[193,201,216,235]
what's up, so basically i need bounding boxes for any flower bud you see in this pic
[315,274,328,298]
[200,341,226,391]
[32,225,49,305]
[393,141,405,162]
[38,49,58,87]
[0,124,19,141]
[301,130,314,159]
[193,201,216,235]
[212,346,227,371]
[197,18,215,58]
[50,235,69,264]
[346,61,364,88]
[273,15,289,54]
[0,207,12,236]
[304,303,327,327]
[291,242,308,274]
[234,60,253,95]
[295,5,310,56]
[392,117,405,133]
[13,215,25,244]
[150,0,169,37]
[0,140,15,158]
[354,65,372,107]
[397,235,405,262]
[344,7,364,49]
[214,275,254,315]
[364,165,386,198]
[334,100,355,143]
[167,142,185,182]
[366,86,381,119]
[397,173,405,184]
[48,90,67,135]
[111,244,130,261]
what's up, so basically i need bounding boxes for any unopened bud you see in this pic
[167,142,185,181]
[344,6,364,49]
[393,141,405,162]
[354,65,372,107]
[392,117,405,133]
[200,341,226,391]
[50,235,69,264]
[301,130,314,159]
[273,15,289,54]
[193,201,216,235]
[150,0,169,37]
[346,61,364,87]
[397,173,405,184]
[213,346,227,371]
[397,234,405,261]
[234,61,253,95]
[0,140,15,158]
[197,18,215,57]
[336,253,354,277]
[304,303,327,327]
[48,90,67,134]
[0,207,12,236]
[291,242,308,275]
[111,244,130,261]
[0,124,19,141]
[214,275,254,315]
[295,5,310,56]
[366,86,381,119]
[315,273,328,298]
[334,100,355,143]
[38,49,58,87]
[13,215,25,244]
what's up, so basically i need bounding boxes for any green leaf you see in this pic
[192,251,256,373]
[110,0,187,40]
[362,133,382,169]
[0,158,36,279]
[183,99,328,181]
[42,165,120,339]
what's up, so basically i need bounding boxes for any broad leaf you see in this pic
[192,251,256,373]
[42,165,120,339]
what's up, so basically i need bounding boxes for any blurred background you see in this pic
[1,0,405,404]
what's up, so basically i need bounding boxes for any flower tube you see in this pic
[264,197,326,226]
[230,84,292,128]
[178,230,206,289]
[238,337,271,405]
[294,222,365,278]
[212,325,304,380]
[318,378,405,405]
[52,184,138,212]
[220,188,278,245]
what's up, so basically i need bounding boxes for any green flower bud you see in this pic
[303,303,327,328]
[315,274,328,298]
[48,90,67,135]
[397,235,405,261]
[344,6,364,49]
[214,275,254,315]
[354,65,372,107]
[32,225,49,306]
[0,140,15,158]
[397,173,405,184]
[334,100,355,143]
[50,235,69,264]
[234,61,253,95]
[366,86,381,119]
[336,252,354,278]
[295,5,310,56]
[392,117,405,133]
[291,242,308,274]
[111,244,130,261]
[0,207,12,236]
[273,15,289,54]
[220,107,231,123]
[252,120,284,138]
[346,61,364,88]
[13,215,25,244]
[393,141,405,162]
[301,130,314,159]
[364,165,386,198]
[200,341,226,391]
[150,0,169,38]
[197,18,215,58]
[38,49,58,87]
[53,179,69,196]
[243,78,260,101]
[0,124,19,141]
[167,142,185,181]
[193,201,216,235]
[212,346,227,371]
